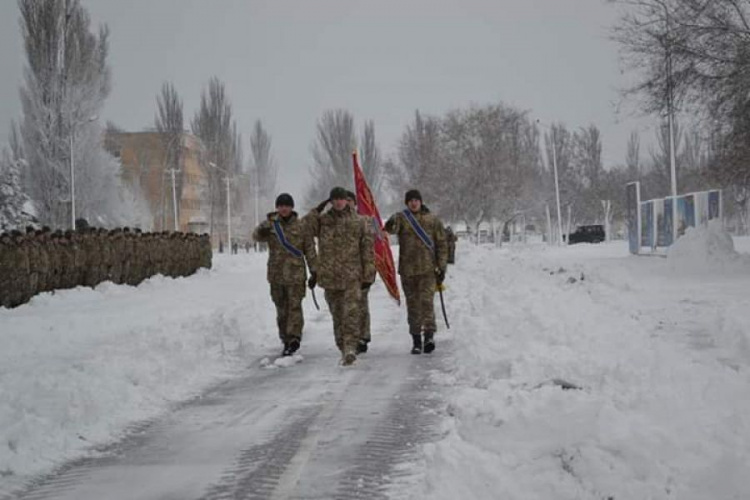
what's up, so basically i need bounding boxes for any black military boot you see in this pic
[410,334,422,355]
[281,343,292,357]
[288,339,300,354]
[423,331,435,354]
[356,340,369,354]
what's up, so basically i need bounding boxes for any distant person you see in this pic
[445,226,457,264]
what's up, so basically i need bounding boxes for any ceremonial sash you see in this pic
[402,209,434,253]
[273,219,303,258]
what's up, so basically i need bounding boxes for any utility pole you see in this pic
[70,129,76,230]
[225,175,232,252]
[665,6,678,242]
[551,127,564,246]
[166,167,181,231]
[254,169,259,251]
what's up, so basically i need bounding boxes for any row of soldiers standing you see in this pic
[253,187,448,365]
[0,225,212,309]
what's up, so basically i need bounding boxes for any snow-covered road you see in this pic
[2,232,750,499]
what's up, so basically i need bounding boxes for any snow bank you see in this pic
[418,242,750,500]
[0,255,276,495]
[667,220,749,269]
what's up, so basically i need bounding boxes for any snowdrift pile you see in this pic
[667,220,750,269]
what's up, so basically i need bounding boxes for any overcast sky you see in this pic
[0,0,654,202]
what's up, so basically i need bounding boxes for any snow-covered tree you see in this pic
[17,0,126,229]
[0,147,35,231]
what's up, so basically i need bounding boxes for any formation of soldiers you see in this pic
[0,225,212,309]
[254,186,448,365]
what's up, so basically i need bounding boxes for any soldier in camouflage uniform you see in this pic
[199,234,212,269]
[82,228,101,288]
[445,226,458,264]
[346,190,376,354]
[253,193,318,356]
[38,228,52,292]
[48,230,63,290]
[109,229,123,284]
[0,232,11,308]
[307,187,376,365]
[8,230,30,307]
[25,227,41,296]
[385,189,448,355]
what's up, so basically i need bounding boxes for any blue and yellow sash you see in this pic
[402,209,434,253]
[273,219,303,258]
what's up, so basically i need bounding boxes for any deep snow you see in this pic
[1,234,749,499]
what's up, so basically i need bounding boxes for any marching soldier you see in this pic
[385,189,448,355]
[445,225,458,264]
[346,190,375,354]
[253,193,318,356]
[307,187,375,365]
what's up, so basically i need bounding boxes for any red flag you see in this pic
[353,151,400,304]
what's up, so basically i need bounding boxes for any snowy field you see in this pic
[1,230,749,498]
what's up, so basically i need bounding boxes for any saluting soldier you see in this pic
[253,193,318,356]
[307,187,375,365]
[385,189,448,355]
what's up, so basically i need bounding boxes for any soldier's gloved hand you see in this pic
[315,199,330,213]
[361,282,371,291]
[257,225,271,238]
[307,271,317,289]
[384,216,396,232]
[435,268,446,285]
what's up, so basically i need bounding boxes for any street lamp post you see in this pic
[254,170,259,251]
[69,131,76,230]
[537,119,564,246]
[551,128,564,246]
[664,4,679,242]
[209,161,235,253]
[225,175,232,252]
[166,167,181,231]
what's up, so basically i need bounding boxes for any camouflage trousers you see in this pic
[270,283,307,344]
[324,286,361,356]
[359,286,371,343]
[401,273,437,335]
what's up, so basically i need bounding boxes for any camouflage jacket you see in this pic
[305,205,375,290]
[253,212,317,285]
[385,206,448,277]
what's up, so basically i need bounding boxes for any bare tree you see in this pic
[360,120,386,203]
[191,77,238,238]
[611,0,750,228]
[155,81,184,230]
[626,130,641,181]
[306,109,356,205]
[248,120,276,223]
